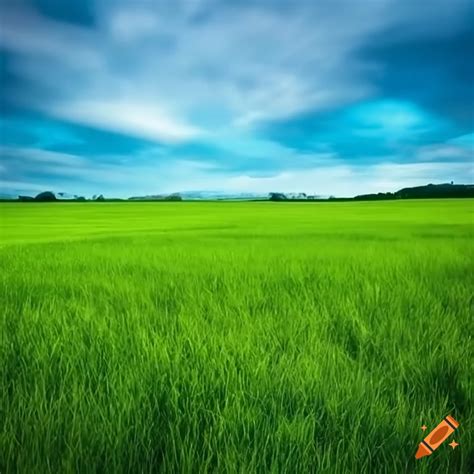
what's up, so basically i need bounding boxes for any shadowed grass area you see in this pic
[1,200,473,473]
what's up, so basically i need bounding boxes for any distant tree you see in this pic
[34,191,57,202]
[18,195,34,202]
[269,192,287,201]
[76,196,86,201]
[164,193,183,201]
[95,194,105,201]
[354,192,395,201]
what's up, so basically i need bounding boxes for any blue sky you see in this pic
[0,0,473,197]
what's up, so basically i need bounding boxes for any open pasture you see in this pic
[1,200,472,473]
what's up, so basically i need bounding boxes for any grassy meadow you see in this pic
[1,200,473,473]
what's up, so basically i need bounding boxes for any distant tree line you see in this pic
[8,183,474,203]
[268,183,474,202]
[19,191,58,202]
[128,193,183,201]
[354,183,474,200]
[15,192,184,202]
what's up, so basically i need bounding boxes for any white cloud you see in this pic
[0,7,102,69]
[49,100,204,143]
[107,9,160,42]
[0,146,88,166]
[209,161,472,196]
[0,0,472,195]
[3,0,467,140]
[3,144,471,198]
[416,144,473,161]
[0,180,56,194]
[369,161,473,191]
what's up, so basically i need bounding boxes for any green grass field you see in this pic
[1,200,473,473]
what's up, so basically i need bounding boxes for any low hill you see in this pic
[354,183,474,201]
[395,183,474,199]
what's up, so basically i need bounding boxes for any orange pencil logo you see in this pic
[415,415,459,459]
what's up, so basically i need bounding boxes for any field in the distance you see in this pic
[1,200,473,473]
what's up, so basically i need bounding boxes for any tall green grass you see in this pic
[1,200,473,473]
